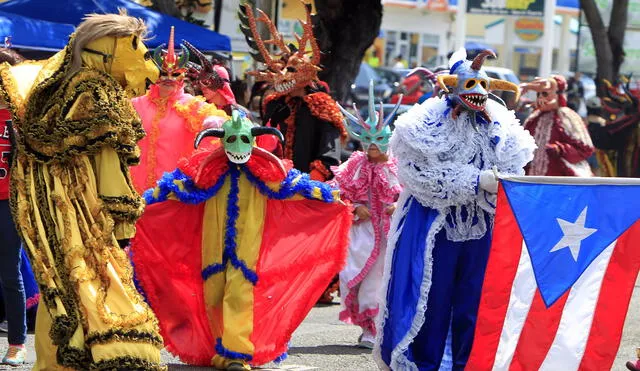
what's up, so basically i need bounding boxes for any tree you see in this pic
[580,0,628,90]
[313,0,383,102]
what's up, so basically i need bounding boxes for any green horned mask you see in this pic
[194,109,284,164]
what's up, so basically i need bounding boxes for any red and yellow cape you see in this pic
[131,147,351,366]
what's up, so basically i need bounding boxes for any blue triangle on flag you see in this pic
[502,180,640,307]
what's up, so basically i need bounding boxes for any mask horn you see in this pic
[251,126,285,145]
[489,79,521,103]
[470,49,496,71]
[152,44,165,69]
[437,74,458,93]
[336,102,360,126]
[178,44,190,69]
[382,95,404,128]
[194,128,225,148]
[367,80,376,125]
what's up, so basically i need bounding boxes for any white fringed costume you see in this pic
[375,96,535,370]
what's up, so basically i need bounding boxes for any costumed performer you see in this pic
[184,41,237,115]
[0,12,164,370]
[375,49,536,371]
[130,110,351,371]
[587,76,640,177]
[333,81,403,349]
[0,47,29,366]
[239,0,347,182]
[130,27,229,194]
[520,75,594,176]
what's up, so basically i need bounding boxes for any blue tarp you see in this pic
[0,10,74,51]
[0,0,231,51]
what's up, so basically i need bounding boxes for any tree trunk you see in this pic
[313,0,383,102]
[152,0,182,18]
[581,0,628,94]
[609,0,629,77]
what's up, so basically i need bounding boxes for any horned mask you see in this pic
[239,0,322,95]
[437,48,520,119]
[152,27,190,83]
[337,80,402,153]
[195,110,284,164]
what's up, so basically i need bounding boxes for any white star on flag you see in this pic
[550,206,598,261]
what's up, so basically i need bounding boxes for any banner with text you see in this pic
[467,0,544,16]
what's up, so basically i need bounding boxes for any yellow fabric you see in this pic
[1,35,163,369]
[83,35,159,98]
[93,147,139,240]
[202,174,266,365]
[14,154,162,369]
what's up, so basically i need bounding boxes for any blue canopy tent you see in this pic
[0,0,230,52]
[0,10,74,51]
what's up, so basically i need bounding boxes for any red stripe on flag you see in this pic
[579,220,640,370]
[466,186,524,370]
[508,290,569,371]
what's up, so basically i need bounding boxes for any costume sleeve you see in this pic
[488,102,537,175]
[262,96,290,127]
[390,99,482,209]
[588,117,632,150]
[93,146,144,240]
[310,122,341,181]
[549,108,594,164]
[63,82,145,240]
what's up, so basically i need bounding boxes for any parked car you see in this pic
[375,67,412,93]
[348,63,393,106]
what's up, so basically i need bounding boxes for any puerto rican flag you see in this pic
[467,176,640,371]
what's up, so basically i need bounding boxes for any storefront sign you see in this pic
[515,18,544,41]
[467,0,544,17]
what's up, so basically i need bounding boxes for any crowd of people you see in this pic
[0,4,639,371]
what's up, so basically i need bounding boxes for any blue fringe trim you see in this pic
[241,167,336,203]
[273,352,288,364]
[223,166,259,285]
[144,168,228,205]
[215,338,253,361]
[201,263,226,280]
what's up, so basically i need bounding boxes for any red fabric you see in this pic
[131,201,213,366]
[251,199,351,363]
[466,187,524,369]
[579,220,640,370]
[524,110,594,176]
[131,168,351,366]
[509,291,569,371]
[0,109,12,200]
[391,75,423,105]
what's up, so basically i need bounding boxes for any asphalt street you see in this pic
[1,279,639,370]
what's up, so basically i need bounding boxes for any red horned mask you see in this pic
[239,0,322,95]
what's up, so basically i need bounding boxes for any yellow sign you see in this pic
[515,18,544,42]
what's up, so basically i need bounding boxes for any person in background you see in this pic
[367,49,380,68]
[131,29,228,194]
[566,71,584,112]
[0,47,27,366]
[393,55,407,69]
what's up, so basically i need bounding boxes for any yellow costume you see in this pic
[0,13,164,370]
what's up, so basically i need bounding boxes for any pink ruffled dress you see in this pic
[331,151,402,338]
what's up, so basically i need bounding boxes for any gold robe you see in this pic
[0,42,163,370]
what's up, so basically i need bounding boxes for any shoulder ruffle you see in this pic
[302,92,348,140]
[557,106,594,147]
[486,100,537,174]
[331,151,401,204]
[12,68,144,163]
